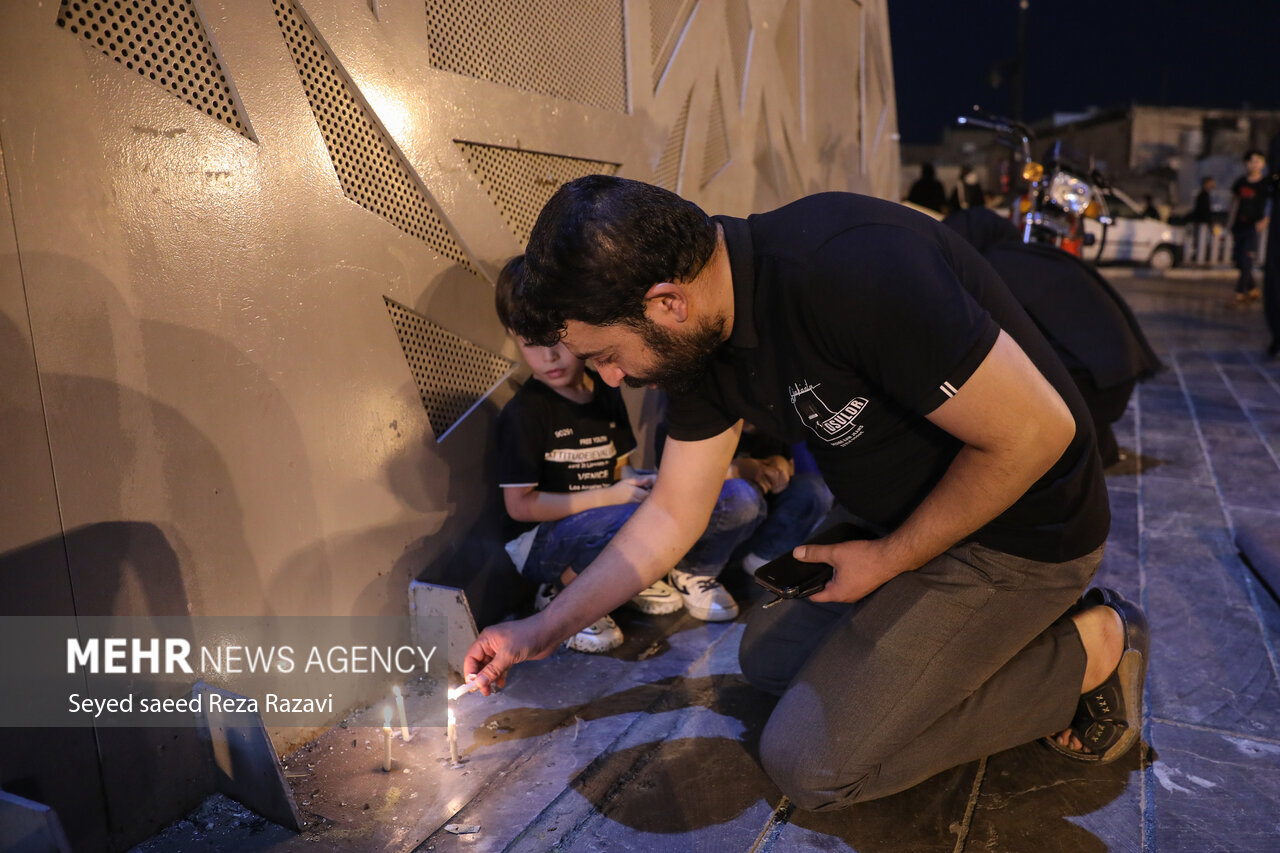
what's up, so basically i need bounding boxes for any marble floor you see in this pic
[133,270,1280,853]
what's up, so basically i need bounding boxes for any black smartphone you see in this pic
[753,522,875,600]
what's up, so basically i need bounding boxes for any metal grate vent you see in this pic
[426,0,627,114]
[384,297,515,441]
[56,0,253,140]
[701,76,730,187]
[272,0,477,273]
[654,88,693,192]
[725,0,751,109]
[650,0,696,92]
[456,142,619,246]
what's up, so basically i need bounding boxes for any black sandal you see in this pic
[1044,588,1149,764]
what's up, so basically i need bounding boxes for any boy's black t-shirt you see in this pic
[496,375,636,535]
[1231,176,1270,229]
[664,192,1110,563]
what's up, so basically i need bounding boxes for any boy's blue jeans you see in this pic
[741,473,834,562]
[521,479,763,586]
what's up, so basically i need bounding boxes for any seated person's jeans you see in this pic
[520,479,763,586]
[740,472,834,563]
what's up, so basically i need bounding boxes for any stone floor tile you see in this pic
[966,741,1144,853]
[1148,720,1280,852]
[768,761,980,852]
[1144,533,1280,738]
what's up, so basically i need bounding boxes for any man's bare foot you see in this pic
[1051,603,1124,752]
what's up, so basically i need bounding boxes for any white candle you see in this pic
[382,705,393,772]
[393,686,410,740]
[447,705,460,766]
[448,677,479,701]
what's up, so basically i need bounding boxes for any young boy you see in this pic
[495,257,762,653]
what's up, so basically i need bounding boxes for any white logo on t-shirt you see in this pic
[790,381,867,447]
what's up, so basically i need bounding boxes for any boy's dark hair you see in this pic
[1244,148,1264,162]
[514,175,717,346]
[494,254,524,332]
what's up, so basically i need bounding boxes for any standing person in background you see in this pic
[1190,176,1216,263]
[907,163,947,214]
[949,166,984,212]
[1227,150,1270,305]
[1264,134,1280,357]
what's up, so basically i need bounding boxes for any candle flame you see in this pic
[448,678,479,701]
[383,705,393,726]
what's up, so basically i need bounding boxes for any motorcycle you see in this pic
[956,111,1112,260]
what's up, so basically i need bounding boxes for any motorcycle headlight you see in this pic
[1047,172,1092,215]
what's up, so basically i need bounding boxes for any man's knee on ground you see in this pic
[758,715,877,812]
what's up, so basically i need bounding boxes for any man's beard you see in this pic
[624,316,726,393]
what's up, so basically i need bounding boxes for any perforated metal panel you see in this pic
[272,0,477,273]
[654,88,693,192]
[724,0,751,109]
[701,76,730,187]
[425,0,626,113]
[650,0,696,92]
[456,142,619,245]
[56,0,253,140]
[384,298,515,441]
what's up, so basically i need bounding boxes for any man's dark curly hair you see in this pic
[512,175,717,346]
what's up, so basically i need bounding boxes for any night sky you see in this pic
[888,0,1280,145]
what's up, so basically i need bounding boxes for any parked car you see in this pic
[1083,187,1182,271]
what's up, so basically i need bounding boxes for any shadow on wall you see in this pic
[0,254,280,851]
[0,524,211,853]
[406,392,536,631]
[396,263,534,630]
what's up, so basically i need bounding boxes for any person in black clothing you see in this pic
[463,177,1150,812]
[948,165,985,211]
[1141,195,1160,219]
[1264,134,1280,357]
[1228,150,1271,303]
[1190,176,1216,227]
[906,162,947,213]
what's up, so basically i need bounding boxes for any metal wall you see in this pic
[0,0,896,846]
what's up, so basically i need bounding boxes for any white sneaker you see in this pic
[534,584,625,653]
[667,569,739,622]
[564,615,624,653]
[626,579,684,614]
[740,552,770,577]
[533,582,559,612]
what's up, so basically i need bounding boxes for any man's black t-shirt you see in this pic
[496,376,636,535]
[1231,176,1269,230]
[664,193,1109,563]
